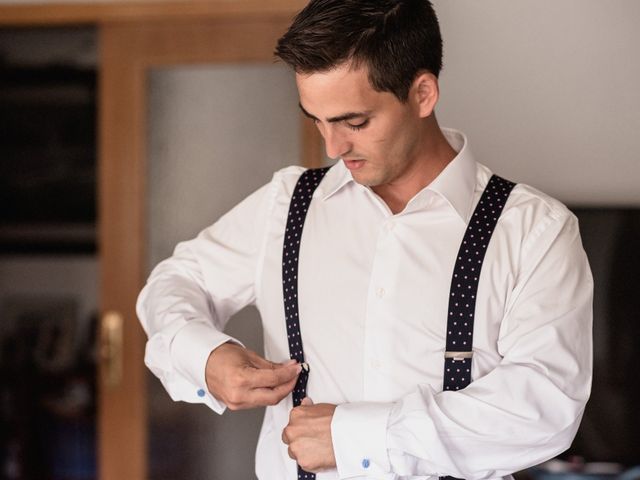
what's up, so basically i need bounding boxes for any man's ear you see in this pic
[411,71,439,118]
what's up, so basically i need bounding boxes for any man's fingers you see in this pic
[248,374,298,406]
[207,345,302,410]
[226,374,297,410]
[245,350,296,369]
[245,350,278,369]
[245,363,301,389]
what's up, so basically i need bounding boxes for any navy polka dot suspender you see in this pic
[440,174,515,480]
[281,169,515,480]
[442,174,516,393]
[282,167,331,480]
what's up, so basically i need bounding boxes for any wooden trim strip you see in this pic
[98,23,148,480]
[0,0,304,26]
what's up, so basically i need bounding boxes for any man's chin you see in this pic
[350,171,380,188]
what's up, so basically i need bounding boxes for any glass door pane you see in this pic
[146,64,300,479]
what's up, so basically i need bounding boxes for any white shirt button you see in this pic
[370,359,380,369]
[384,222,395,232]
[376,287,386,298]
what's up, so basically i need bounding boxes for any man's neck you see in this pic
[372,126,457,214]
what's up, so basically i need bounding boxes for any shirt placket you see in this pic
[362,216,400,400]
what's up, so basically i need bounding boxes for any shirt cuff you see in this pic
[170,320,244,413]
[331,401,394,479]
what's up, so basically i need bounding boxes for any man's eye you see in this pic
[346,119,369,131]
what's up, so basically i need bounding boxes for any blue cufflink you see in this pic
[197,388,206,397]
[362,458,370,469]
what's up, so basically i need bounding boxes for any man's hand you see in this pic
[282,398,337,472]
[205,342,301,410]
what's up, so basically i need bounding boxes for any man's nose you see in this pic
[322,128,351,159]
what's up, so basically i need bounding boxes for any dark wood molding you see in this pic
[0,0,304,26]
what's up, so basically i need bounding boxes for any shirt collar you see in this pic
[318,127,477,222]
[424,128,477,223]
[318,159,353,200]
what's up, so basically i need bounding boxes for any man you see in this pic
[137,1,593,479]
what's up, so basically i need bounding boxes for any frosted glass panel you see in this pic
[146,64,300,480]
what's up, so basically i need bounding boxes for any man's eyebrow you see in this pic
[298,103,370,123]
[299,103,318,121]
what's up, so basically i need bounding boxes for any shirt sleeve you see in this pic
[332,208,593,480]
[136,180,277,413]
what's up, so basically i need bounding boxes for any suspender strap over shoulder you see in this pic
[282,167,330,480]
[442,174,516,392]
[440,174,516,480]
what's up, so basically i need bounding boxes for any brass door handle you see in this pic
[101,310,124,388]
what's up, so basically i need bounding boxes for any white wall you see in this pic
[433,0,640,205]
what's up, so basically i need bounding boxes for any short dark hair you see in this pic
[274,0,443,101]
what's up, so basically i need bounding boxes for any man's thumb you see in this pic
[301,397,314,406]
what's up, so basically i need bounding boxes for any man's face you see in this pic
[296,62,425,189]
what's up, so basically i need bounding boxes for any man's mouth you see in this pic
[343,159,365,170]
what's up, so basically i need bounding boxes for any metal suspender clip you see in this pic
[445,351,473,362]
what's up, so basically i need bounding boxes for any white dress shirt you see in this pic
[137,129,593,480]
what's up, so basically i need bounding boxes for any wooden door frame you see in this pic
[98,16,322,480]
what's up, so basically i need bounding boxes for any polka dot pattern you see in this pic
[443,175,515,393]
[281,167,330,480]
[439,175,515,480]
